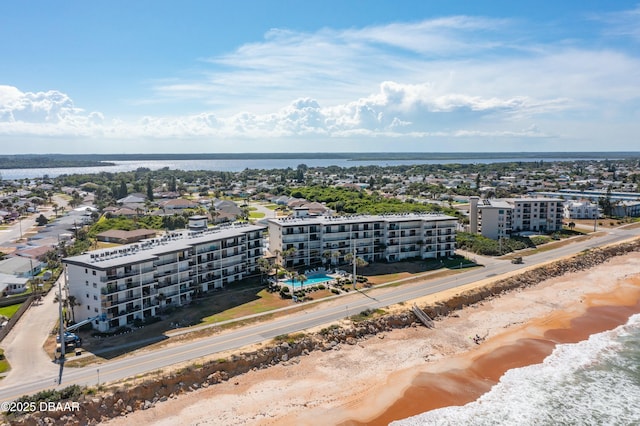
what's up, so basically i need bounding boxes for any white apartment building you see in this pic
[470,198,564,239]
[267,213,457,268]
[511,198,563,233]
[563,200,600,219]
[63,223,265,332]
[477,200,513,240]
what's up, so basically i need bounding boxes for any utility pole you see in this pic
[58,274,65,365]
[352,247,357,290]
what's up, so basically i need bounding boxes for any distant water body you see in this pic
[394,314,640,426]
[0,156,616,180]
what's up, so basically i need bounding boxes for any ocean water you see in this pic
[393,314,640,426]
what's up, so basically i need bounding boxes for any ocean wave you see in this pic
[393,314,640,426]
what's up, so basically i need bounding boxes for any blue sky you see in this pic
[1,1,639,154]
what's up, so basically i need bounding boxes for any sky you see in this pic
[1,1,639,154]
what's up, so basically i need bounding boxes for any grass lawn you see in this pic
[94,241,121,250]
[0,349,9,374]
[249,211,265,219]
[200,288,291,324]
[0,303,22,319]
[264,204,279,210]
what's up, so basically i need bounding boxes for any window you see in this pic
[86,293,89,298]
[87,305,90,310]
[93,295,98,300]
[93,283,97,288]
[85,281,89,286]
[94,308,98,313]
[85,268,88,274]
[92,271,96,276]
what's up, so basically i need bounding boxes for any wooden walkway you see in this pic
[411,304,434,328]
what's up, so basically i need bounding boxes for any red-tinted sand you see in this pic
[345,285,640,425]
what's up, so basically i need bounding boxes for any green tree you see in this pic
[146,177,154,201]
[257,257,271,284]
[119,180,128,199]
[35,214,48,226]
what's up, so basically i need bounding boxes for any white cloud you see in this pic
[596,5,640,42]
[1,12,640,152]
[0,85,105,136]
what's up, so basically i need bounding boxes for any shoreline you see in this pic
[351,289,640,425]
[102,252,640,426]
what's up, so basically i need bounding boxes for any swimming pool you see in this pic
[281,274,333,287]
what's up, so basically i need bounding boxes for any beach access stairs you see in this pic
[412,304,435,328]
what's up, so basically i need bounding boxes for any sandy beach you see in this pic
[104,252,640,426]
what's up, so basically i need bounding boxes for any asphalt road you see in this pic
[0,225,639,403]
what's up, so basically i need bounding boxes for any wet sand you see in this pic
[346,282,640,425]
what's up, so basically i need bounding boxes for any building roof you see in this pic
[63,223,266,270]
[117,194,147,204]
[0,272,29,291]
[15,245,52,260]
[268,213,457,227]
[0,256,34,276]
[160,198,198,209]
[478,200,512,209]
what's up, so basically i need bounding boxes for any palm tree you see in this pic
[297,274,307,290]
[257,257,271,284]
[331,251,341,266]
[288,270,299,293]
[67,295,78,323]
[209,207,220,224]
[283,247,297,269]
[53,293,70,323]
[156,293,166,313]
[345,251,368,289]
[241,206,250,222]
[322,250,332,268]
[52,203,59,218]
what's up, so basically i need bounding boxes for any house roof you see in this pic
[160,198,198,209]
[117,194,147,204]
[15,245,52,260]
[0,257,34,275]
[112,207,138,216]
[0,272,29,290]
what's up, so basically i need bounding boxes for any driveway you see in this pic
[0,277,61,387]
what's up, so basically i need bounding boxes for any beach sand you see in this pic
[104,252,640,426]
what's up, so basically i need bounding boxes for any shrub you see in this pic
[279,290,292,299]
[317,284,326,290]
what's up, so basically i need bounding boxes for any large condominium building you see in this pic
[267,213,457,268]
[477,200,513,240]
[63,223,265,332]
[512,198,563,233]
[470,197,563,239]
